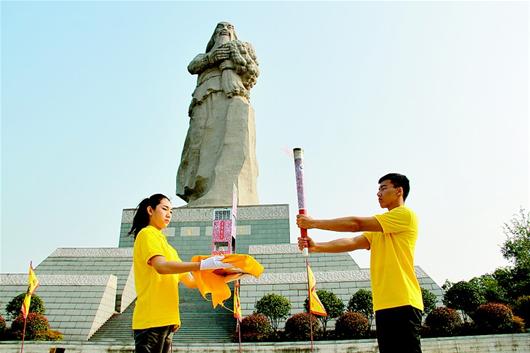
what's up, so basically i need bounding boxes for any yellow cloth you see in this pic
[363,206,423,312]
[233,283,242,321]
[133,225,183,329]
[191,254,264,308]
[307,264,327,316]
[21,264,39,318]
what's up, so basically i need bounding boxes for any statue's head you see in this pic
[206,22,238,52]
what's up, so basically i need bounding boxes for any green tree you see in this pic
[496,209,530,302]
[347,289,373,326]
[255,293,291,332]
[443,281,485,321]
[501,208,530,269]
[493,266,530,303]
[5,293,45,320]
[421,288,438,316]
[469,274,508,304]
[304,289,344,336]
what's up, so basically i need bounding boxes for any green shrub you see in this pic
[255,293,291,332]
[347,289,373,325]
[10,313,49,340]
[335,311,369,339]
[5,293,45,320]
[239,313,272,342]
[421,288,438,316]
[443,281,485,321]
[304,289,344,336]
[285,312,321,341]
[513,295,530,325]
[473,303,517,334]
[424,307,462,337]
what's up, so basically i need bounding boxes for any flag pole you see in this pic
[236,281,242,353]
[305,261,314,352]
[20,317,27,353]
[20,261,40,353]
[293,148,314,352]
[231,184,243,353]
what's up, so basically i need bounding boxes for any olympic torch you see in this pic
[293,148,309,257]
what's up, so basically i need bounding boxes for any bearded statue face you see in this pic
[206,22,238,52]
[214,22,236,41]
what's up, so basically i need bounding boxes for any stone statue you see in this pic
[176,22,260,207]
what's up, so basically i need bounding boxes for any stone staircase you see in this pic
[174,286,236,343]
[88,300,134,344]
[89,285,236,344]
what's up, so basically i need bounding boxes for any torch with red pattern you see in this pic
[293,148,309,257]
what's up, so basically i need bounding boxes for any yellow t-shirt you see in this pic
[363,206,423,312]
[132,225,182,329]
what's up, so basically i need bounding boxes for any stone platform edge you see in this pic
[0,333,528,353]
[121,204,289,223]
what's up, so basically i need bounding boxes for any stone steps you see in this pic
[89,286,236,344]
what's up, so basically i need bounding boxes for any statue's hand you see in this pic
[208,47,230,64]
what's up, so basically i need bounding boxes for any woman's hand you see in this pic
[200,255,233,270]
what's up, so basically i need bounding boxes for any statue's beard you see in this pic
[214,34,231,46]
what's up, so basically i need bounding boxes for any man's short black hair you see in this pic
[379,173,410,201]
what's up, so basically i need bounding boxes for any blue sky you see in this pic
[1,1,528,286]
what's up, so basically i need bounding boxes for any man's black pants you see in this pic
[375,305,423,353]
[133,325,174,353]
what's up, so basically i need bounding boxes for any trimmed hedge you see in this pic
[335,311,369,339]
[239,313,272,342]
[0,315,6,339]
[10,313,49,340]
[285,313,321,341]
[473,303,521,334]
[424,307,462,337]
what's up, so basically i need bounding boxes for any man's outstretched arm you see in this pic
[298,234,370,253]
[297,214,383,233]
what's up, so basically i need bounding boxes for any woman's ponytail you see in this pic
[128,194,169,239]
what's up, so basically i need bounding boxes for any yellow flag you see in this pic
[307,264,327,317]
[233,283,242,322]
[21,263,39,319]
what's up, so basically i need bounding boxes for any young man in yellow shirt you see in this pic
[297,173,423,353]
